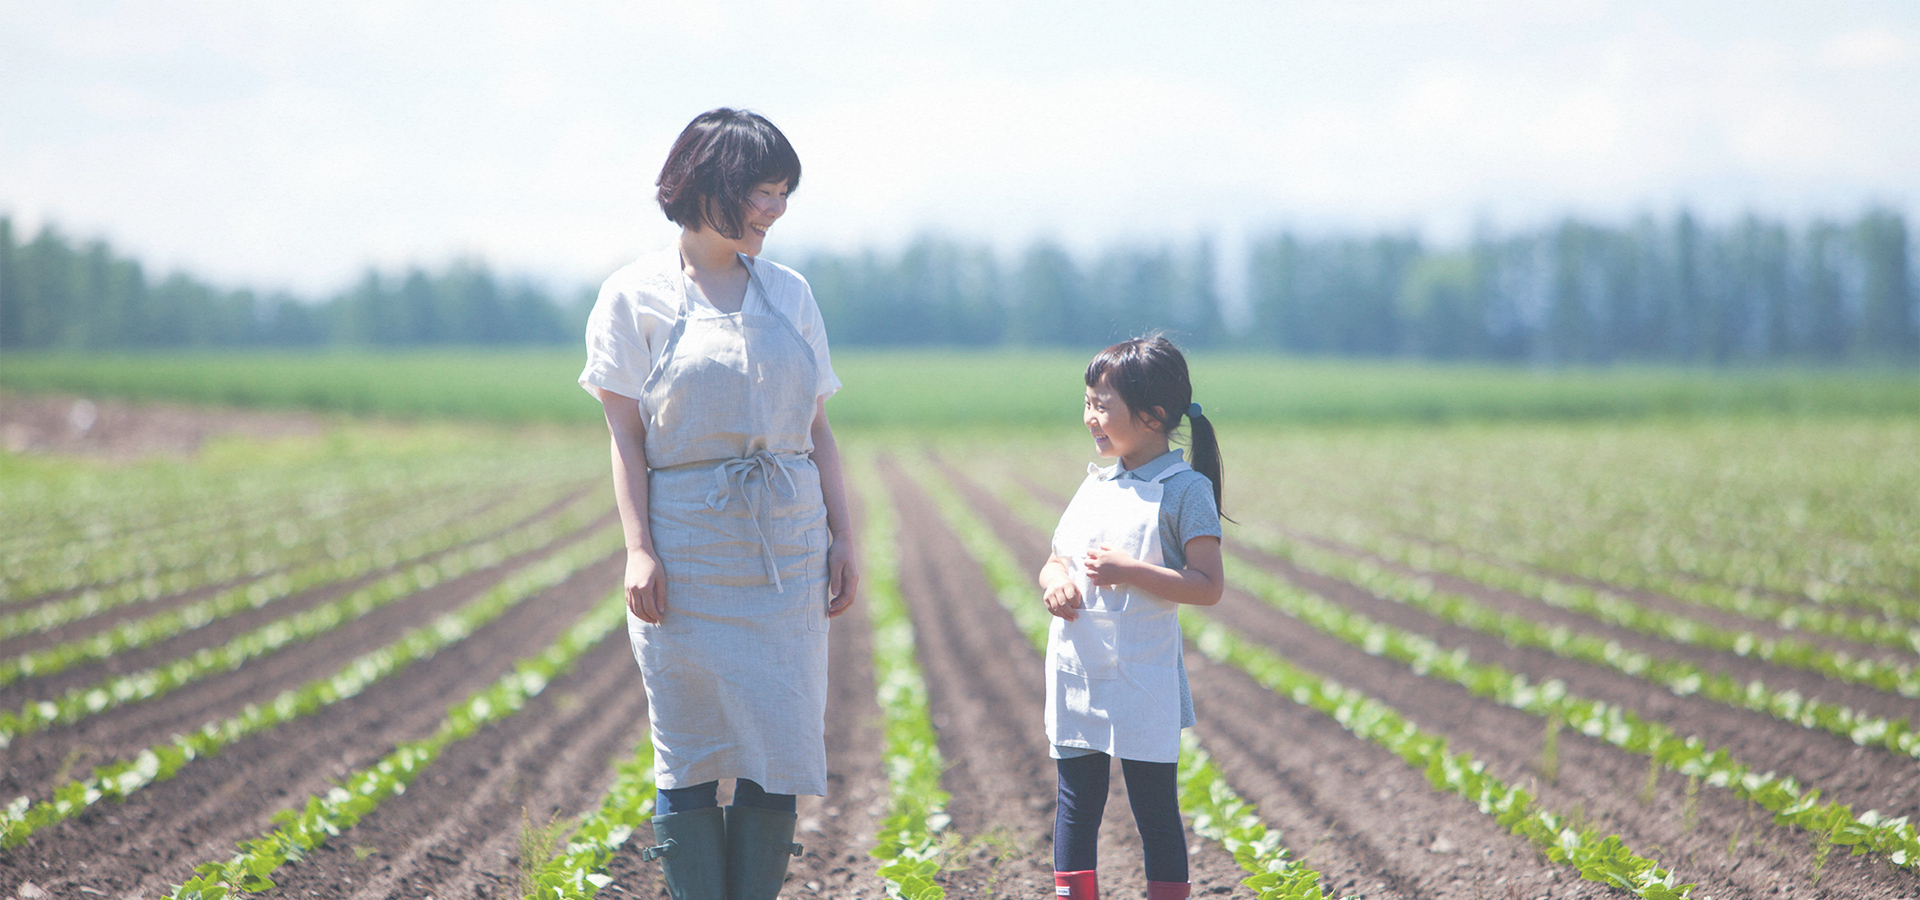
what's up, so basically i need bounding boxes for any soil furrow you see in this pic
[0,488,595,715]
[0,512,618,800]
[881,457,1246,899]
[261,629,650,900]
[0,552,620,899]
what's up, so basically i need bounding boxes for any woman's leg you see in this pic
[1055,752,1110,872]
[1119,758,1188,884]
[731,778,797,813]
[655,780,720,814]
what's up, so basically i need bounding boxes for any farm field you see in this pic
[0,382,1917,899]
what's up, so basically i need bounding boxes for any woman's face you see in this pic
[731,179,790,256]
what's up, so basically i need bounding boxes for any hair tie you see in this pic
[1188,402,1202,418]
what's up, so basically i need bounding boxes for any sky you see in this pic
[3,0,1917,297]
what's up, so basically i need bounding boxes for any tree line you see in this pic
[3,209,1914,364]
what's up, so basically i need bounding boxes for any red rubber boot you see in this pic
[1053,870,1098,899]
[1146,881,1190,900]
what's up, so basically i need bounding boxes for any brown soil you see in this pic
[0,391,321,461]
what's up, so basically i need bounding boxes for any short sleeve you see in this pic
[771,265,841,400]
[1159,472,1222,569]
[578,254,677,401]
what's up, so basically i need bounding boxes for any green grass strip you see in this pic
[1226,560,1920,867]
[851,456,952,900]
[0,493,608,748]
[521,740,658,899]
[0,483,591,689]
[0,522,621,848]
[895,454,1341,900]
[1237,527,1920,761]
[167,589,629,898]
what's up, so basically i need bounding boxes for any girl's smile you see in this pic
[1084,378,1169,471]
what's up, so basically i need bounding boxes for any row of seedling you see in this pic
[0,523,622,848]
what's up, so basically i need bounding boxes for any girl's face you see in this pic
[1084,376,1164,467]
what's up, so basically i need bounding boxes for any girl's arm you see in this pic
[1083,535,1224,607]
[598,388,667,622]
[809,397,860,617]
[1039,553,1083,619]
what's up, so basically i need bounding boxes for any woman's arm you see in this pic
[598,388,667,622]
[809,397,860,617]
[1082,535,1224,607]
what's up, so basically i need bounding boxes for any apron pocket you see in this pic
[1053,613,1119,680]
[628,609,675,674]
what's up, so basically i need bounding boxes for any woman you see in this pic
[579,108,858,900]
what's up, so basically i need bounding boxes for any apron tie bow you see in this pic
[705,449,803,592]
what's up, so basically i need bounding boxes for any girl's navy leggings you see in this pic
[655,779,795,815]
[1054,752,1188,882]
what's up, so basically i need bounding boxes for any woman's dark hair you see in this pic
[656,108,801,241]
[1085,334,1226,516]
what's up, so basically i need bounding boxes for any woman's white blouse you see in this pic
[578,246,842,403]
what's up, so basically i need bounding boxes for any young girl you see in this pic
[1038,336,1225,900]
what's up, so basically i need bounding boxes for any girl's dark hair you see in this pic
[1085,334,1226,516]
[656,108,801,241]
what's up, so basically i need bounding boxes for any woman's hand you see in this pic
[626,547,667,623]
[826,536,860,617]
[1040,555,1083,620]
[1082,544,1139,587]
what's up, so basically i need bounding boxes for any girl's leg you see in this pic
[731,778,798,813]
[1119,758,1188,884]
[1055,752,1110,872]
[655,780,720,814]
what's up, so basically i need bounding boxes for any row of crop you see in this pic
[0,478,571,641]
[1,474,534,604]
[1226,508,1920,699]
[168,588,630,898]
[0,444,549,577]
[0,484,602,690]
[521,739,659,899]
[1216,555,1920,868]
[1223,424,1918,625]
[1232,524,1920,761]
[850,459,954,900]
[0,523,622,848]
[0,493,610,748]
[894,456,1344,900]
[1270,507,1920,652]
[934,456,1705,900]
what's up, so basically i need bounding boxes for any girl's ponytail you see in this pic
[1185,402,1226,520]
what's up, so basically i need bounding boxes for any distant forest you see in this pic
[2,208,1914,364]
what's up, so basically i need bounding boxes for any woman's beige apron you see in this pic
[626,254,830,796]
[1045,461,1191,764]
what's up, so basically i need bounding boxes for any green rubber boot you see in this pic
[640,806,727,900]
[724,805,803,900]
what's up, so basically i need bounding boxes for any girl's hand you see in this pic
[1083,544,1138,587]
[826,536,860,618]
[1043,578,1083,621]
[626,548,667,623]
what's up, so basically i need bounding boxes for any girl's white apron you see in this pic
[1045,460,1192,764]
[627,254,830,797]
